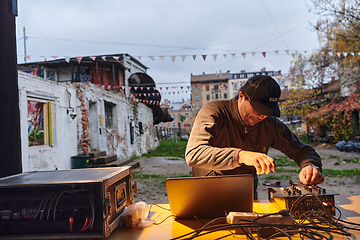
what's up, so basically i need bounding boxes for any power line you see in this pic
[261,0,289,50]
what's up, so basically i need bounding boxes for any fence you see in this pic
[154,126,187,141]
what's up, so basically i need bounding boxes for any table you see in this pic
[105,196,360,240]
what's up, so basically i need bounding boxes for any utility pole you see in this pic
[23,26,27,63]
[0,0,22,178]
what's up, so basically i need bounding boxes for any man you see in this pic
[185,75,324,199]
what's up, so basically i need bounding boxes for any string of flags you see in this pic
[23,50,360,63]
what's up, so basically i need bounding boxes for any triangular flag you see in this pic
[351,52,355,56]
[149,56,155,61]
[285,50,289,55]
[102,56,106,61]
[181,55,186,62]
[354,68,358,73]
[321,51,325,55]
[328,52,333,56]
[171,56,176,62]
[147,87,150,91]
[113,56,120,61]
[213,55,217,61]
[64,56,70,63]
[262,52,266,57]
[242,53,246,59]
[337,52,341,57]
[223,54,227,59]
[25,55,31,60]
[140,87,143,90]
[231,53,235,58]
[138,56,141,60]
[251,52,256,57]
[51,56,57,60]
[90,56,96,61]
[134,87,138,90]
[76,56,82,64]
[192,55,196,60]
[343,52,348,57]
[160,56,165,61]
[202,55,207,61]
[275,51,279,55]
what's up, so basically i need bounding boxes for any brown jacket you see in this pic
[185,98,322,178]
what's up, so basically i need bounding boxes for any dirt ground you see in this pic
[133,145,360,204]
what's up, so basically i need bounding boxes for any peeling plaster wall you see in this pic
[18,71,78,172]
[75,84,158,158]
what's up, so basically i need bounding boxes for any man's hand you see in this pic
[299,165,324,185]
[238,150,276,175]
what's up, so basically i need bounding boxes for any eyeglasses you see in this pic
[243,94,267,119]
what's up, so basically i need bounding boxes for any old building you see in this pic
[18,54,161,172]
[190,69,283,118]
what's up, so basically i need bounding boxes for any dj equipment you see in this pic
[0,167,136,239]
[264,179,338,218]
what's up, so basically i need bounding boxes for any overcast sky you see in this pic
[15,0,322,102]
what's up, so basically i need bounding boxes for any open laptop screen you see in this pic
[165,174,254,219]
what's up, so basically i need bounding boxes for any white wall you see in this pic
[18,71,78,172]
[75,83,158,158]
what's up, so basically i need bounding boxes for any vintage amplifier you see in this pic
[0,167,136,239]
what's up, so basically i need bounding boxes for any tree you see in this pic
[310,0,360,92]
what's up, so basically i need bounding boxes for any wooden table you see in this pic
[105,195,360,240]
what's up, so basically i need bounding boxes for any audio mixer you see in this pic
[264,179,338,218]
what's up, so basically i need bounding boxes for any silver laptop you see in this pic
[165,174,254,219]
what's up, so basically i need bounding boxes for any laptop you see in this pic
[165,174,254,219]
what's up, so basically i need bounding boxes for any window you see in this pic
[215,93,219,99]
[178,121,181,128]
[172,114,175,119]
[206,85,209,91]
[167,122,171,128]
[224,93,227,99]
[195,104,200,110]
[105,101,117,128]
[240,74,245,78]
[139,122,144,134]
[173,122,176,128]
[247,73,254,78]
[233,82,238,90]
[185,113,189,119]
[27,100,55,146]
[194,95,199,101]
[130,122,134,144]
[178,113,181,119]
[206,95,210,100]
[213,85,219,91]
[223,84,227,90]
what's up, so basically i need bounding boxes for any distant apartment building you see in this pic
[191,69,283,118]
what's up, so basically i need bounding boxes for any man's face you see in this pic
[238,92,267,126]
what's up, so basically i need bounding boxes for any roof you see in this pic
[191,72,230,83]
[18,53,148,70]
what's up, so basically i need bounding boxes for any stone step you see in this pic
[96,154,117,164]
[89,151,106,158]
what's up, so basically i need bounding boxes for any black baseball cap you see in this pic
[240,75,281,117]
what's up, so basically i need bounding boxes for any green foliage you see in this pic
[133,173,192,184]
[329,155,339,159]
[178,114,186,122]
[343,158,360,163]
[322,169,360,177]
[143,137,187,159]
[273,157,298,167]
[28,127,44,146]
[306,93,360,142]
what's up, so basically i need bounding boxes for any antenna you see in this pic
[23,27,27,63]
